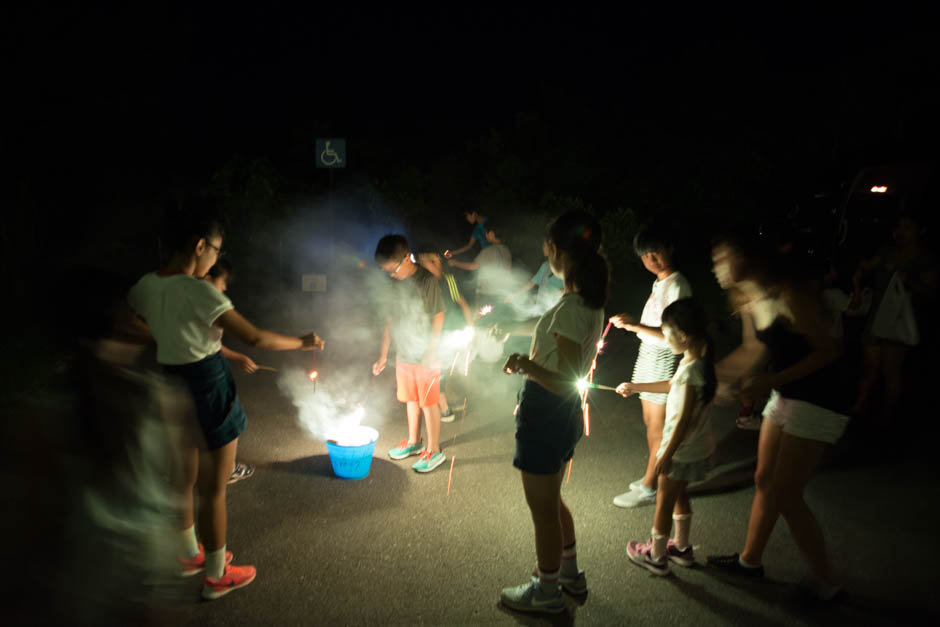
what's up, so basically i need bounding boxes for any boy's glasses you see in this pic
[391,253,409,274]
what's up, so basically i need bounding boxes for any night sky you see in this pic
[6,4,939,270]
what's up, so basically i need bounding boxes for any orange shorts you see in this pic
[396,360,441,408]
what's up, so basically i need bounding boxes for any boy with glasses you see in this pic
[373,235,447,473]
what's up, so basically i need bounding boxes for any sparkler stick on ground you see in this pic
[446,455,456,496]
[256,365,277,372]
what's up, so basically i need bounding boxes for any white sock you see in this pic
[672,513,692,550]
[180,525,200,559]
[651,528,668,562]
[561,542,579,578]
[206,545,227,579]
[639,484,656,495]
[537,568,560,594]
[738,555,761,569]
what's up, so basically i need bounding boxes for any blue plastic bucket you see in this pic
[325,426,379,480]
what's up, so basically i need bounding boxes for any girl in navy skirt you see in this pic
[499,211,609,615]
[128,212,323,600]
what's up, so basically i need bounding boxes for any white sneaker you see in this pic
[613,486,657,508]
[628,477,645,491]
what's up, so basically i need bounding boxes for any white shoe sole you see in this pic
[413,455,445,473]
[627,551,670,576]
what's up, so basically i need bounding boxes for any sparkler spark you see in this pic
[308,370,319,381]
[478,304,493,317]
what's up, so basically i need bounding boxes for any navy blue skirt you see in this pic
[164,351,247,451]
[514,379,583,475]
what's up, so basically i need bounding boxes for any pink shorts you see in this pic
[395,361,441,408]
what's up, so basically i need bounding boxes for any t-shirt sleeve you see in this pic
[665,274,693,307]
[673,361,705,400]
[422,274,446,316]
[189,280,233,326]
[127,278,144,315]
[547,298,591,344]
[532,262,548,285]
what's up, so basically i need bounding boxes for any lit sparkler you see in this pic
[478,304,493,317]
[256,365,277,372]
[576,378,618,393]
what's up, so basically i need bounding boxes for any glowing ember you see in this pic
[308,370,319,381]
[596,339,605,351]
[479,304,493,316]
[576,378,590,394]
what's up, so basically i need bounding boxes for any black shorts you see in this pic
[164,351,247,451]
[513,379,583,475]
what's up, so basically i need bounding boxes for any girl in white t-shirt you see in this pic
[499,211,607,615]
[128,212,323,600]
[609,225,692,508]
[616,298,716,576]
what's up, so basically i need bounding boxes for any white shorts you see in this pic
[762,390,850,444]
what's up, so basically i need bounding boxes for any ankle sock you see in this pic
[206,545,227,579]
[738,555,761,569]
[537,568,560,594]
[181,525,200,559]
[672,512,692,550]
[560,542,579,578]
[651,528,668,562]
[639,484,656,495]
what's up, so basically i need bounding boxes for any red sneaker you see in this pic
[202,564,257,600]
[178,543,233,577]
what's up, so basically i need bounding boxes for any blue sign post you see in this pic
[316,138,346,169]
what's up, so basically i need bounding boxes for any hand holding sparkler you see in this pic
[300,332,325,350]
[503,353,527,375]
[615,381,636,398]
[609,313,638,333]
[443,249,452,259]
[577,379,620,393]
[372,356,387,376]
[237,355,259,374]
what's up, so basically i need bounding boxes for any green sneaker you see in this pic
[411,450,445,473]
[388,439,424,460]
[500,580,564,614]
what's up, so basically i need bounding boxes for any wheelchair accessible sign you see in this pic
[316,138,346,169]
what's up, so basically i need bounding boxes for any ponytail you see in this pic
[547,211,610,310]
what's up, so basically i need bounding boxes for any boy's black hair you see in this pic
[660,298,717,405]
[633,222,675,257]
[547,211,609,310]
[208,258,234,282]
[374,234,409,263]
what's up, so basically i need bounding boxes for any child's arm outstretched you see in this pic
[221,344,259,373]
[653,382,696,476]
[609,313,665,343]
[448,258,480,271]
[615,380,671,397]
[216,309,323,351]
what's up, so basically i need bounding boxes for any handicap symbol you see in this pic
[320,140,343,167]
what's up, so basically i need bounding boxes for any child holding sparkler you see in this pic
[374,236,447,473]
[500,211,608,615]
[128,211,323,600]
[444,209,490,259]
[204,260,256,484]
[447,217,512,306]
[418,252,474,422]
[616,298,716,575]
[609,224,692,508]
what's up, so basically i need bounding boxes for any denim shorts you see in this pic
[513,379,583,475]
[163,351,247,451]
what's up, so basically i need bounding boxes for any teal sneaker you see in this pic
[388,439,424,460]
[411,450,445,473]
[500,580,564,614]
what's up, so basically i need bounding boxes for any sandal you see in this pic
[228,461,255,484]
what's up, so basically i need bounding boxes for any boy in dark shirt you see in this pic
[373,235,447,473]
